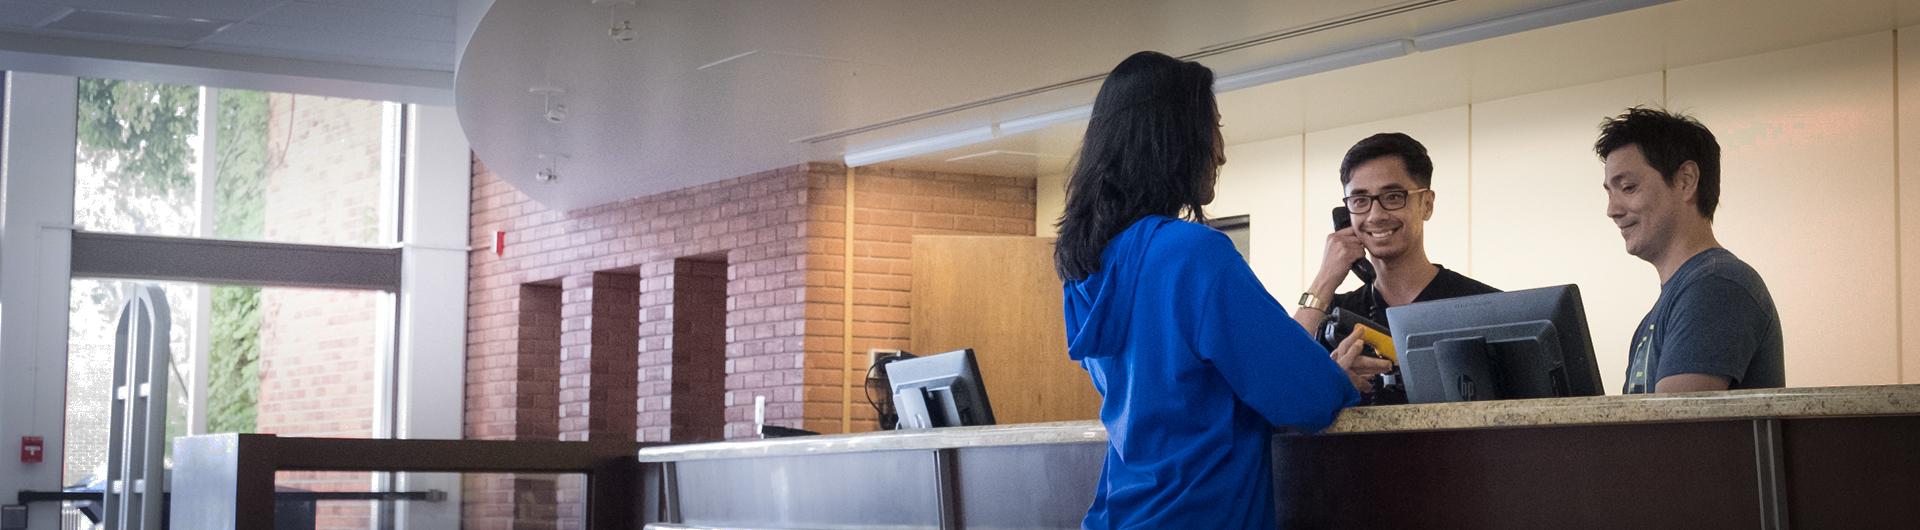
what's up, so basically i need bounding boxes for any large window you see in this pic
[60,77,407,530]
[72,79,397,246]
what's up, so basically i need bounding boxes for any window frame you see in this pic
[2,72,471,529]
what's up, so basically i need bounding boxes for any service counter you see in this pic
[638,385,1920,529]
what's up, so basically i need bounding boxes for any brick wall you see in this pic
[254,94,386,530]
[464,162,814,529]
[463,282,563,528]
[670,258,729,441]
[463,160,1035,527]
[560,271,641,441]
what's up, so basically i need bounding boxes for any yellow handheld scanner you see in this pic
[1321,308,1398,363]
[1354,323,1397,363]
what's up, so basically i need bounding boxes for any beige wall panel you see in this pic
[1036,172,1066,236]
[1669,32,1899,387]
[1029,135,1306,294]
[1302,107,1472,292]
[1461,3,1667,105]
[1218,75,1308,144]
[1298,49,1473,134]
[1662,0,1905,70]
[1901,25,1920,384]
[1470,73,1666,394]
[1211,134,1306,294]
[911,236,1100,424]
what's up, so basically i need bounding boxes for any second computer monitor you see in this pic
[1386,284,1604,404]
[886,348,996,430]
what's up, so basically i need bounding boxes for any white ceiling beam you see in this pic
[0,30,452,104]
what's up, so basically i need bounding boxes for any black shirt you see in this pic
[1331,265,1500,329]
[1330,265,1499,405]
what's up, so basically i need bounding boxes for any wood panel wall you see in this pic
[910,236,1100,424]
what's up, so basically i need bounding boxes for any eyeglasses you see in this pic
[1342,188,1429,214]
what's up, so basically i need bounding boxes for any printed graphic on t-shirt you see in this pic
[1625,322,1655,394]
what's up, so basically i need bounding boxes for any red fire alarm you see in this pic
[494,230,506,257]
[20,436,43,464]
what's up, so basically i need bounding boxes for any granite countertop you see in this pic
[638,384,1920,462]
[1322,384,1920,433]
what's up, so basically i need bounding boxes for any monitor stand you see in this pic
[1435,336,1499,401]
[894,388,933,430]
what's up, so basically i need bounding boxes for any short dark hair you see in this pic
[1339,133,1433,188]
[1594,107,1721,219]
[1053,51,1219,281]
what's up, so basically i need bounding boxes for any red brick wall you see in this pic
[464,162,815,529]
[462,160,1035,527]
[254,94,386,530]
[670,258,728,442]
[560,271,641,441]
[463,282,563,528]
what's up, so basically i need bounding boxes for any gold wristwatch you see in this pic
[1298,292,1331,313]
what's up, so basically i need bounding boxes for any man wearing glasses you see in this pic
[1596,107,1782,394]
[1293,133,1499,404]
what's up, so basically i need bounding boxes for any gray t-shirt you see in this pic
[1623,248,1784,394]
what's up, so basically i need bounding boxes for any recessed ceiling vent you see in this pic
[42,9,230,45]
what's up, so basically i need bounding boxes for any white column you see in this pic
[371,99,404,530]
[375,101,405,442]
[394,103,471,528]
[0,72,79,530]
[189,86,218,436]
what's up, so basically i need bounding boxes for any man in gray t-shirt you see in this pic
[1595,107,1785,394]
[1622,248,1784,393]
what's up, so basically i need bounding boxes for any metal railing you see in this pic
[169,434,656,530]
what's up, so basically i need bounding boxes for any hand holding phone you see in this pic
[1332,206,1376,284]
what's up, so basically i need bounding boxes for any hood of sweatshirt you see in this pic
[1063,215,1176,361]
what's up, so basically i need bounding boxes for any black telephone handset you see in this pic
[1332,206,1376,284]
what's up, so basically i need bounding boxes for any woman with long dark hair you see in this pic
[1058,51,1368,529]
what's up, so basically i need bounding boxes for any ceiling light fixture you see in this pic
[996,105,1093,137]
[1212,39,1413,92]
[843,126,996,168]
[530,86,567,123]
[596,0,638,43]
[1413,0,1671,51]
[839,0,1673,168]
[844,40,1409,168]
[610,20,636,43]
[535,153,568,183]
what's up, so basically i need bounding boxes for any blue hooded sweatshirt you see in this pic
[1064,216,1359,530]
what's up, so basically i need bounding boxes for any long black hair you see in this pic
[1054,51,1220,281]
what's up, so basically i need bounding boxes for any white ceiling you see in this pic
[0,0,456,72]
[8,0,1916,212]
[461,0,1920,212]
[459,0,1596,210]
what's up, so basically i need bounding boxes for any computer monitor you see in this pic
[1385,285,1603,404]
[885,348,995,429]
